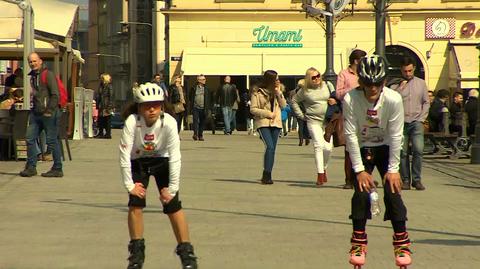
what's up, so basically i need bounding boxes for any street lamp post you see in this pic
[323,3,337,87]
[3,0,34,110]
[120,20,155,80]
[470,44,480,164]
[374,0,387,57]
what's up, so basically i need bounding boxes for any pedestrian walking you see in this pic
[291,67,333,186]
[95,73,114,139]
[188,75,211,141]
[168,74,186,133]
[19,52,63,178]
[343,55,412,269]
[428,89,449,132]
[336,49,367,189]
[391,56,430,191]
[217,76,237,135]
[250,70,286,184]
[120,82,198,269]
[292,79,311,146]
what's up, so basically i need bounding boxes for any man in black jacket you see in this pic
[428,89,449,133]
[217,76,238,135]
[465,89,478,136]
[19,52,63,178]
[188,75,211,141]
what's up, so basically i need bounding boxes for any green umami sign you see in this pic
[252,25,303,48]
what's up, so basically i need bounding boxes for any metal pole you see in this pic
[22,0,33,110]
[470,43,480,164]
[322,3,337,87]
[375,0,386,57]
[152,2,157,76]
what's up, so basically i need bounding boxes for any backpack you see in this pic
[41,69,68,108]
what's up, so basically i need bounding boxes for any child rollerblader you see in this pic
[343,55,412,268]
[120,82,198,269]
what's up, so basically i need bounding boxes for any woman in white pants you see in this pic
[291,67,333,186]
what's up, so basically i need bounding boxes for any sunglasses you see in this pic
[311,74,321,80]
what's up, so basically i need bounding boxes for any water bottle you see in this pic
[370,188,381,216]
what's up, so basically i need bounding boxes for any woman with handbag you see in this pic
[95,73,114,139]
[168,75,186,133]
[291,67,333,186]
[250,70,287,184]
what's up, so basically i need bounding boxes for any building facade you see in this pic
[163,0,480,94]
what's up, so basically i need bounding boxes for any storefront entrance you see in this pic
[385,45,425,82]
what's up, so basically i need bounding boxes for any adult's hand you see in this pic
[328,98,337,106]
[385,172,402,194]
[356,171,374,193]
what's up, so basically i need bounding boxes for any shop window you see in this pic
[215,0,265,3]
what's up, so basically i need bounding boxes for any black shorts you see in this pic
[128,157,182,214]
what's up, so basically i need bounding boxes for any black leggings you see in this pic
[128,157,182,214]
[350,145,407,222]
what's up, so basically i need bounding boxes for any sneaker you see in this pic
[343,183,353,189]
[176,242,198,269]
[41,169,64,178]
[401,181,411,190]
[192,135,198,141]
[412,181,425,190]
[19,166,37,177]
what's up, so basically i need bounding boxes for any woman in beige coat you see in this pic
[250,70,287,184]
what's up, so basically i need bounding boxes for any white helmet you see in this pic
[134,82,165,103]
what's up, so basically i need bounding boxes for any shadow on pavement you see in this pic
[444,183,480,189]
[414,239,480,246]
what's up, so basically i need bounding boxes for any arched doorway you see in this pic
[385,45,425,82]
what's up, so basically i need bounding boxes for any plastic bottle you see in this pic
[370,188,381,216]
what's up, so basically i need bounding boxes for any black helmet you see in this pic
[357,55,388,85]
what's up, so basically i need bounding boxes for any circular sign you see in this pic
[330,0,350,16]
[431,19,450,37]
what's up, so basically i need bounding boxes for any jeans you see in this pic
[306,120,332,173]
[400,121,424,183]
[192,107,206,138]
[231,109,237,131]
[221,106,233,133]
[26,110,62,170]
[175,112,184,133]
[258,127,281,173]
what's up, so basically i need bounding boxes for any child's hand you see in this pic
[159,188,173,204]
[130,183,146,199]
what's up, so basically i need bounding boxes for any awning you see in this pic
[0,2,23,40]
[31,0,79,38]
[181,48,344,76]
[0,40,58,59]
[448,41,479,89]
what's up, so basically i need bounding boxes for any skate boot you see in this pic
[176,242,198,269]
[393,232,412,269]
[349,231,367,269]
[127,239,145,269]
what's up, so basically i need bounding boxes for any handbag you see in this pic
[173,102,185,114]
[324,111,346,147]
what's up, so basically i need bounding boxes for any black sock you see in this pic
[353,219,367,232]
[391,220,406,233]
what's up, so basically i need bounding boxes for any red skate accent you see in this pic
[349,231,367,268]
[393,232,412,267]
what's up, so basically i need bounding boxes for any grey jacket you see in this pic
[29,67,59,115]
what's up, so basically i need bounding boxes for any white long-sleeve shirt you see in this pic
[119,113,181,196]
[343,87,404,173]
